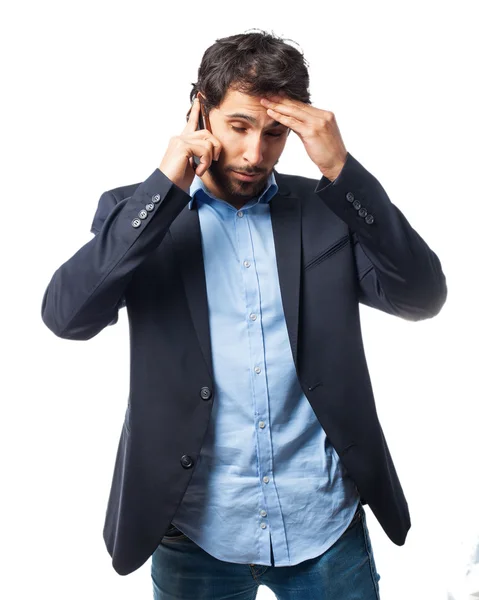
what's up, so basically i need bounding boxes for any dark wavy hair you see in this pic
[188,29,311,118]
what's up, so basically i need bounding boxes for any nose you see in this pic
[242,135,265,168]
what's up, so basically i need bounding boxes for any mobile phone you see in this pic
[193,95,211,169]
[197,103,206,131]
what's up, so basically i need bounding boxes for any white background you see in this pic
[1,1,478,599]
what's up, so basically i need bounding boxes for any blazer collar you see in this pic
[187,169,278,209]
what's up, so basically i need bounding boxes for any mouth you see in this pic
[232,170,262,182]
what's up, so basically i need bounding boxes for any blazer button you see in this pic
[200,387,212,401]
[346,192,355,203]
[152,194,161,203]
[352,199,362,210]
[358,207,368,218]
[180,455,194,469]
[365,214,375,225]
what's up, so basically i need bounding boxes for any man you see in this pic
[41,30,447,599]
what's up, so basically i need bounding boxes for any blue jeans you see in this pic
[151,503,381,599]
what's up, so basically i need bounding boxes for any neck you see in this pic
[200,172,252,210]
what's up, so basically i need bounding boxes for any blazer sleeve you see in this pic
[87,187,125,327]
[314,152,447,321]
[41,168,191,340]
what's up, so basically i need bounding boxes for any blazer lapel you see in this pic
[270,176,302,368]
[169,205,213,379]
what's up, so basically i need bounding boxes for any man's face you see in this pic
[201,88,290,206]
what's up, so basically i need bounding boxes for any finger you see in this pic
[191,131,222,162]
[188,140,215,176]
[194,156,209,177]
[261,98,309,122]
[262,96,329,120]
[208,136,222,161]
[183,97,201,134]
[264,106,309,137]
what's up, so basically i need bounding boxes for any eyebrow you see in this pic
[225,112,285,128]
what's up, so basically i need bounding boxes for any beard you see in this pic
[205,159,278,202]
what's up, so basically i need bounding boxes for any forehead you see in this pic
[218,89,287,127]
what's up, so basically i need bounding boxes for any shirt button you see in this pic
[243,260,251,268]
[259,421,265,429]
[254,366,261,374]
[260,510,267,517]
[250,313,257,321]
[263,476,269,484]
[237,211,244,218]
[261,523,267,529]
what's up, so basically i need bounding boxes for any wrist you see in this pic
[321,154,348,182]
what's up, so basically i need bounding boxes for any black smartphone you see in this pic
[197,103,205,131]
[192,95,211,169]
[193,107,204,169]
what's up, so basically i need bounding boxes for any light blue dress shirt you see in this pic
[172,170,360,566]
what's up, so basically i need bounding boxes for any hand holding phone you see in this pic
[193,95,212,169]
[159,94,222,193]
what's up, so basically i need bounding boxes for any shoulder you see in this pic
[274,169,332,197]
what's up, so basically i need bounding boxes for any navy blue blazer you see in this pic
[41,152,447,575]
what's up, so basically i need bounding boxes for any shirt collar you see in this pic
[188,170,278,210]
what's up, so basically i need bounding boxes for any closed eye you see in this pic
[231,126,283,138]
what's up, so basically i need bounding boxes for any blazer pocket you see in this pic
[304,235,350,272]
